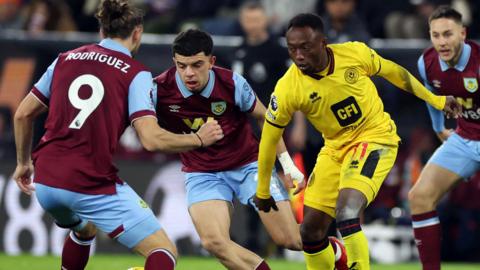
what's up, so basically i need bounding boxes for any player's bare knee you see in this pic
[407,188,418,204]
[300,222,328,242]
[201,236,229,258]
[408,188,434,211]
[335,205,362,222]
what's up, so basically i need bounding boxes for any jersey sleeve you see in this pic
[31,57,58,106]
[233,72,257,112]
[128,71,157,123]
[264,76,295,128]
[417,55,445,132]
[256,119,284,199]
[355,42,382,77]
[375,47,446,111]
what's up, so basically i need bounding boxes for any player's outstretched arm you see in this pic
[426,102,454,142]
[249,98,304,189]
[133,117,223,153]
[249,97,289,157]
[377,58,462,118]
[254,121,284,212]
[13,94,47,195]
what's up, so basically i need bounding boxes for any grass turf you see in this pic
[1,254,480,270]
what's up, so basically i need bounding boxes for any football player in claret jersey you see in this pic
[409,6,480,270]
[154,29,302,270]
[253,13,461,270]
[12,1,222,270]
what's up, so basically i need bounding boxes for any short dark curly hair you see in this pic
[172,29,214,57]
[287,13,325,34]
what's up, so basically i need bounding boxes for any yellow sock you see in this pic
[303,242,335,270]
[343,230,370,270]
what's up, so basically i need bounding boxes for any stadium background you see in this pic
[1,0,480,268]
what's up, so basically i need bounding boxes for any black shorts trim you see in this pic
[360,149,380,178]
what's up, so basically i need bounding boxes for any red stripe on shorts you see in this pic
[108,224,125,239]
[359,143,368,160]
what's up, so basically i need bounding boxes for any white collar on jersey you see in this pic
[98,38,132,57]
[439,42,470,72]
[175,70,215,98]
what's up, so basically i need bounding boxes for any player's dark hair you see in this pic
[287,13,325,34]
[172,29,213,56]
[429,5,462,25]
[95,0,144,39]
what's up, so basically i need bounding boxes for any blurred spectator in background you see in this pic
[64,0,99,32]
[231,1,289,107]
[168,0,242,34]
[261,0,317,35]
[143,0,179,33]
[0,106,15,160]
[384,0,450,39]
[23,0,77,35]
[321,0,370,43]
[229,1,290,255]
[0,0,24,30]
[356,0,404,38]
[468,0,480,39]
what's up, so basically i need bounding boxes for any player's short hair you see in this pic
[95,0,144,39]
[429,5,462,25]
[172,29,213,57]
[287,13,325,34]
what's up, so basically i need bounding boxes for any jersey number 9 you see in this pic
[68,74,105,129]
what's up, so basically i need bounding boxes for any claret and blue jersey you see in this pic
[418,40,480,140]
[30,38,157,195]
[418,40,480,179]
[154,66,260,173]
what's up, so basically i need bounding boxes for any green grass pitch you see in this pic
[1,254,479,270]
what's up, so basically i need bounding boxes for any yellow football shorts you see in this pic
[303,142,398,217]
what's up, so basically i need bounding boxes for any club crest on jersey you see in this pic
[344,67,359,84]
[211,101,227,115]
[463,77,478,93]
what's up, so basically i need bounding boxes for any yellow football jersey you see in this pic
[266,41,400,150]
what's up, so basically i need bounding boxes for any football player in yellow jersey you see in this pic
[253,13,461,270]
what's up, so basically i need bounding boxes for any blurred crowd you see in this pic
[0,0,479,39]
[1,0,480,262]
